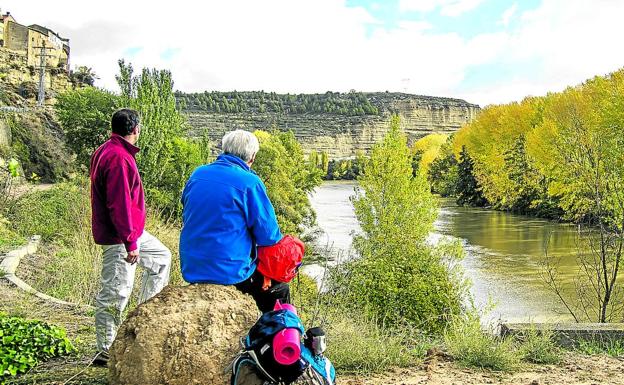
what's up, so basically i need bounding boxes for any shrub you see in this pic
[517,327,562,364]
[0,315,75,380]
[345,116,463,332]
[444,315,521,372]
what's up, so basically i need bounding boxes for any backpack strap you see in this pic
[247,350,278,383]
[230,351,278,385]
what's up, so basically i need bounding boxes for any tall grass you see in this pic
[577,339,624,357]
[444,314,521,371]
[7,180,182,305]
[517,327,562,364]
[444,315,565,371]
[326,312,428,374]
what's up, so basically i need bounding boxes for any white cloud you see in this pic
[1,0,624,106]
[439,0,485,17]
[399,0,485,17]
[498,3,518,27]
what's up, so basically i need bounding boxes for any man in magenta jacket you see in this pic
[90,109,171,366]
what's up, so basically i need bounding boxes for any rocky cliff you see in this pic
[183,92,479,158]
[0,47,72,106]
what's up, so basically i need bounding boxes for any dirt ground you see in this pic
[2,280,624,385]
[343,353,624,385]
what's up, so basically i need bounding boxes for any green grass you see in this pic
[516,327,562,365]
[0,216,24,253]
[6,180,182,306]
[444,315,522,372]
[325,312,430,374]
[577,339,624,357]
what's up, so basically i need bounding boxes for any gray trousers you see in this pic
[95,231,171,351]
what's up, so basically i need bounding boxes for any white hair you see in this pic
[221,130,260,162]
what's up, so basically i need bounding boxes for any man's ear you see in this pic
[132,124,140,135]
[248,153,257,166]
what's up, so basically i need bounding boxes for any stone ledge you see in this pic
[500,322,624,348]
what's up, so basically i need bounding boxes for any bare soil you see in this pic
[343,351,624,385]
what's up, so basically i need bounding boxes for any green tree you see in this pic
[253,131,322,236]
[428,137,458,197]
[340,116,463,332]
[69,66,98,87]
[55,87,120,167]
[320,151,329,175]
[115,60,210,216]
[456,146,486,207]
[533,71,624,322]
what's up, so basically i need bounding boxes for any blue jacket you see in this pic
[179,154,283,284]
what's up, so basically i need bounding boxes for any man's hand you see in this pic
[125,249,140,264]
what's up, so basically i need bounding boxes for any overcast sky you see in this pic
[4,0,624,106]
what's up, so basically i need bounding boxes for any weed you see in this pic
[444,314,521,372]
[325,311,428,374]
[516,327,562,364]
[577,339,624,357]
[0,315,75,380]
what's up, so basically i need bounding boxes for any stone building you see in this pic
[1,10,70,71]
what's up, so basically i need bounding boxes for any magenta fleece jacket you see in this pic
[90,134,146,252]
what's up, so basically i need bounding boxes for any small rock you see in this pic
[530,380,539,385]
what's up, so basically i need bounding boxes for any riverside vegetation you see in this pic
[0,63,621,384]
[421,68,624,324]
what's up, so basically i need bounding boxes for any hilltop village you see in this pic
[0,9,72,104]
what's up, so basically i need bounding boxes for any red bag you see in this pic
[257,235,304,285]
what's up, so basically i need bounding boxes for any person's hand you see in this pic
[125,249,140,264]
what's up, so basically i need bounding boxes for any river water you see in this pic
[307,181,582,323]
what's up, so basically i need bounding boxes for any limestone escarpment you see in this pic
[183,93,479,158]
[0,47,72,105]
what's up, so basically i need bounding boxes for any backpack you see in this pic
[257,235,304,284]
[230,310,335,385]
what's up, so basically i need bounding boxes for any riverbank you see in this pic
[3,279,624,384]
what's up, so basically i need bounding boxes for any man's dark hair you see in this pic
[111,109,140,136]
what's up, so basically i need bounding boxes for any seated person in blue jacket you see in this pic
[179,129,288,313]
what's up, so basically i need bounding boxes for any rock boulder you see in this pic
[109,284,259,385]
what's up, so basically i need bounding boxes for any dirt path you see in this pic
[343,353,624,385]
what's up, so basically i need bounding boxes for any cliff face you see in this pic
[184,93,479,158]
[0,47,72,106]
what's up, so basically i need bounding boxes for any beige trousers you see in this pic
[94,231,171,351]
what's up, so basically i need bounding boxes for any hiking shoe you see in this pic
[92,350,109,367]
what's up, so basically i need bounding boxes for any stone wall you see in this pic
[5,21,27,52]
[185,94,479,158]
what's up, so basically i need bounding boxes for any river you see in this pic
[307,181,582,324]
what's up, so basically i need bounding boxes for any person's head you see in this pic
[111,109,141,144]
[221,130,260,166]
